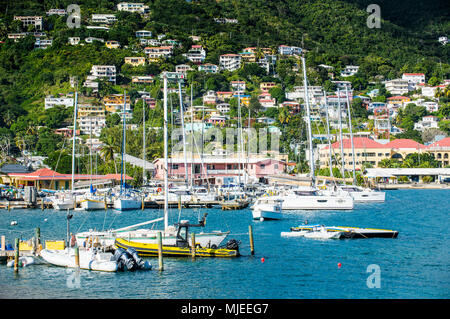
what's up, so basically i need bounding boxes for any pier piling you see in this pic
[14,238,19,272]
[191,233,196,259]
[157,231,163,271]
[74,247,80,268]
[249,225,255,255]
[1,235,5,251]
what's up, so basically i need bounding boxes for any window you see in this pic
[274,164,278,169]
[172,164,179,170]
[260,164,265,169]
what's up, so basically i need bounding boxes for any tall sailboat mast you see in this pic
[337,88,345,179]
[163,73,169,231]
[71,89,78,191]
[345,87,357,185]
[323,91,334,178]
[301,56,315,185]
[120,91,127,195]
[142,92,146,185]
[178,79,189,188]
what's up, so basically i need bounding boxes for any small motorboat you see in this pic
[39,247,118,272]
[251,197,283,221]
[281,224,399,239]
[7,256,38,267]
[281,225,344,239]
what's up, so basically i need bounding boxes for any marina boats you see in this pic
[40,247,118,272]
[276,186,354,210]
[113,192,142,211]
[251,197,283,221]
[51,191,76,210]
[281,224,399,239]
[337,185,385,203]
[113,91,142,211]
[75,215,229,248]
[80,194,106,210]
[114,218,240,258]
[76,74,232,251]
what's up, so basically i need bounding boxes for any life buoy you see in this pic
[157,188,162,193]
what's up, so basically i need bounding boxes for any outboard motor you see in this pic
[113,248,136,271]
[127,247,152,270]
[226,239,240,251]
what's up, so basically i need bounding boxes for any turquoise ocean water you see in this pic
[0,189,448,299]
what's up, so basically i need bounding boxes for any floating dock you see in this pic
[221,200,249,210]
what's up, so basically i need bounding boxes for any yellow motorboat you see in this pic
[115,238,239,257]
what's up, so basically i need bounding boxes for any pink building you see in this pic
[153,157,287,184]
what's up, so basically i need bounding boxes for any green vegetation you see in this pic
[0,0,449,180]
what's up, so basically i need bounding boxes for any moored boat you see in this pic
[39,247,118,272]
[282,224,399,239]
[251,197,283,221]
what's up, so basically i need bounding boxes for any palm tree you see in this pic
[100,133,119,174]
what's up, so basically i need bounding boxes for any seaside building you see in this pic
[124,56,146,66]
[44,96,74,109]
[14,16,43,30]
[131,75,154,84]
[278,45,302,56]
[90,65,116,84]
[1,167,132,190]
[91,14,117,24]
[117,2,150,14]
[318,137,431,171]
[219,54,241,72]
[385,79,410,95]
[183,45,206,64]
[77,105,107,137]
[340,65,359,77]
[105,40,120,49]
[153,154,287,185]
[144,46,173,62]
[198,64,218,74]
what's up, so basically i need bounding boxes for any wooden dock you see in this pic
[221,200,249,210]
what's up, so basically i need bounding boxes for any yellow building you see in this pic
[318,137,427,171]
[105,40,120,49]
[103,94,131,113]
[124,56,146,66]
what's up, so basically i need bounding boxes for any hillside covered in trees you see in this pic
[0,0,449,180]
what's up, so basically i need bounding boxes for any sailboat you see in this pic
[75,73,232,250]
[259,56,353,211]
[52,89,79,210]
[80,120,106,210]
[113,91,142,211]
[322,88,385,203]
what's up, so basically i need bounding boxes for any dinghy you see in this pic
[39,247,118,272]
[282,224,399,239]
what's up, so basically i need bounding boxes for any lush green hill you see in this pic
[0,0,448,165]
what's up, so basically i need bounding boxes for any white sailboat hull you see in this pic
[252,208,282,220]
[114,198,142,211]
[81,199,106,210]
[52,198,75,210]
[280,194,354,210]
[40,248,118,272]
[350,191,385,203]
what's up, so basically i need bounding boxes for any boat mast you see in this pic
[178,79,189,188]
[237,88,242,186]
[337,88,345,180]
[120,91,127,195]
[163,73,169,231]
[345,87,357,185]
[190,83,194,190]
[301,56,315,186]
[142,91,146,185]
[323,91,334,178]
[71,88,78,192]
